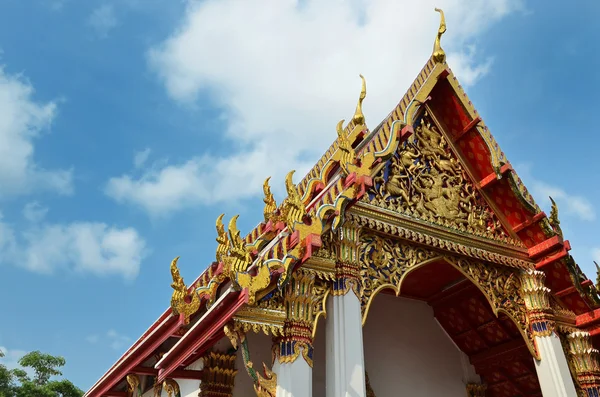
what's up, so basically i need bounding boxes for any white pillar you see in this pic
[274,353,313,397]
[533,333,577,397]
[521,269,577,397]
[326,290,366,397]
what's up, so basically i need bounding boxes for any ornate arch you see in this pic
[358,232,538,359]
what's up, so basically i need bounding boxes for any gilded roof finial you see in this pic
[549,196,563,238]
[352,74,367,125]
[263,177,277,222]
[595,261,600,291]
[432,8,447,64]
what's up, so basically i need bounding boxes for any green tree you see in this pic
[0,350,83,397]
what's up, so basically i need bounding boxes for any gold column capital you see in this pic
[567,331,600,392]
[521,269,551,311]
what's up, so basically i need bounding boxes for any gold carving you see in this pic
[521,269,551,311]
[346,209,531,268]
[363,113,516,245]
[359,232,538,358]
[216,214,229,263]
[200,351,237,397]
[170,257,201,324]
[162,379,180,397]
[336,120,356,176]
[567,331,600,391]
[466,383,487,397]
[281,170,306,228]
[126,374,140,397]
[263,177,277,223]
[549,196,563,238]
[224,215,253,274]
[432,8,446,63]
[352,74,367,125]
[225,324,277,397]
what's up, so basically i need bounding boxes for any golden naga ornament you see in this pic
[263,177,277,222]
[169,257,200,324]
[549,196,563,238]
[216,213,229,263]
[224,215,253,274]
[432,8,446,63]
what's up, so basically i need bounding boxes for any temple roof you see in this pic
[84,9,600,397]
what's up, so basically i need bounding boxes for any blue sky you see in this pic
[0,0,598,391]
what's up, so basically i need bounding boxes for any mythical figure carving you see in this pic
[170,257,200,324]
[364,113,512,243]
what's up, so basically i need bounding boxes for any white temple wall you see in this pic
[363,294,475,397]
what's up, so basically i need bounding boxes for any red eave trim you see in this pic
[156,289,248,383]
[85,313,184,397]
[577,308,600,328]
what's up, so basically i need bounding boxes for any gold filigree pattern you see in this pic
[363,112,517,245]
[346,209,531,268]
[358,232,538,358]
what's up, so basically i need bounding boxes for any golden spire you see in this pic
[352,74,367,125]
[432,8,447,64]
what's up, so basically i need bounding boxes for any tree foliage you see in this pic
[0,349,83,397]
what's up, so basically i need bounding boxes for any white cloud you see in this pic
[0,67,72,197]
[106,329,131,351]
[531,180,595,222]
[0,215,147,280]
[133,148,152,169]
[107,0,524,216]
[87,4,118,38]
[0,346,27,371]
[514,163,595,222]
[85,335,99,344]
[592,248,600,265]
[22,202,48,223]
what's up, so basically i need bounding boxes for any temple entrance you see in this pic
[362,259,543,397]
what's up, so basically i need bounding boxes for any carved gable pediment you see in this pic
[361,111,523,248]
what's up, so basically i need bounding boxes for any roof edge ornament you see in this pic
[352,74,367,125]
[433,8,447,64]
